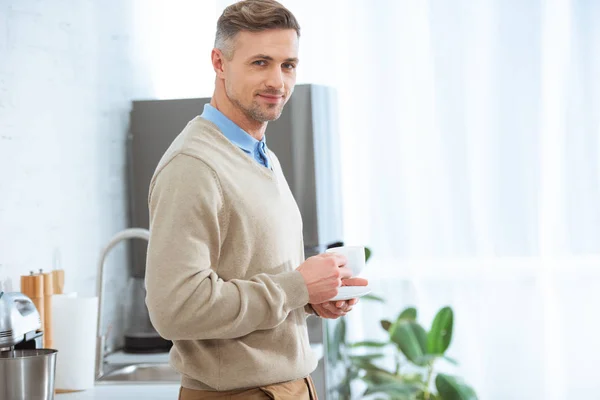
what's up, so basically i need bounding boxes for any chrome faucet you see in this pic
[95,228,149,380]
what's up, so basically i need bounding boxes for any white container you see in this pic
[52,295,98,391]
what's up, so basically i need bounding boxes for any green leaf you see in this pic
[435,374,478,400]
[349,353,385,370]
[350,340,389,348]
[397,307,418,322]
[351,357,388,372]
[362,370,422,400]
[350,353,385,361]
[365,247,372,262]
[350,355,394,375]
[416,393,440,400]
[361,369,403,386]
[364,370,425,390]
[364,382,422,398]
[413,354,439,365]
[443,355,458,365]
[403,373,426,384]
[427,306,454,355]
[381,319,393,332]
[415,354,457,366]
[362,293,385,302]
[389,321,428,366]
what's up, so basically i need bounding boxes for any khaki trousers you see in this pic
[178,376,318,400]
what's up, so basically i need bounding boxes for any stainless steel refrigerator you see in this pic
[127,84,345,398]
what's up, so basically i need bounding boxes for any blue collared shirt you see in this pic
[200,104,271,169]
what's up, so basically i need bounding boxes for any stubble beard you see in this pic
[226,85,286,123]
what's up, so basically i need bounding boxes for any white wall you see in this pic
[0,0,151,348]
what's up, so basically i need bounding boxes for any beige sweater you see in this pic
[145,117,317,391]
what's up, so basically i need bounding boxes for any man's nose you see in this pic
[265,67,284,90]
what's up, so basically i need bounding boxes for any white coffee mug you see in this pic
[325,245,366,276]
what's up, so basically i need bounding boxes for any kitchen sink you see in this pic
[96,363,181,384]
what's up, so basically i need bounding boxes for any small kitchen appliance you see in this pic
[0,291,57,400]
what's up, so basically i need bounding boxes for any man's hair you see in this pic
[215,0,300,59]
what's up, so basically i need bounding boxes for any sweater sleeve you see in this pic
[145,154,309,341]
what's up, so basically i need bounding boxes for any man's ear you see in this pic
[211,48,226,78]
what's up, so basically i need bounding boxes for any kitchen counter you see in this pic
[56,385,180,400]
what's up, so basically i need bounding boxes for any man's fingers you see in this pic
[331,298,359,310]
[315,298,358,318]
[323,302,344,316]
[322,308,340,318]
[313,305,335,319]
[323,252,348,267]
[341,277,368,286]
[338,266,353,279]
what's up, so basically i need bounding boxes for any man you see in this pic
[145,1,367,398]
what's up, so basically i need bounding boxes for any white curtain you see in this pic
[132,1,600,398]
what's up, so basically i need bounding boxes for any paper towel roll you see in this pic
[51,294,98,391]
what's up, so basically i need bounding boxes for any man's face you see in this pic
[223,29,299,123]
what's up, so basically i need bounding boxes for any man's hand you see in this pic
[310,277,369,319]
[311,298,359,318]
[297,253,353,304]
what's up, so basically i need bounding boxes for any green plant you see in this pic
[326,249,477,399]
[329,305,477,400]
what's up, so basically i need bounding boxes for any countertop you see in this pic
[55,385,180,399]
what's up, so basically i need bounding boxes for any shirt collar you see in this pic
[200,104,267,154]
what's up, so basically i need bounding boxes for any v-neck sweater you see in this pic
[145,116,317,391]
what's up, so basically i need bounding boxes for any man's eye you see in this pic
[253,60,267,66]
[283,63,296,70]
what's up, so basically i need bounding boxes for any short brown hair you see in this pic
[215,0,301,58]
